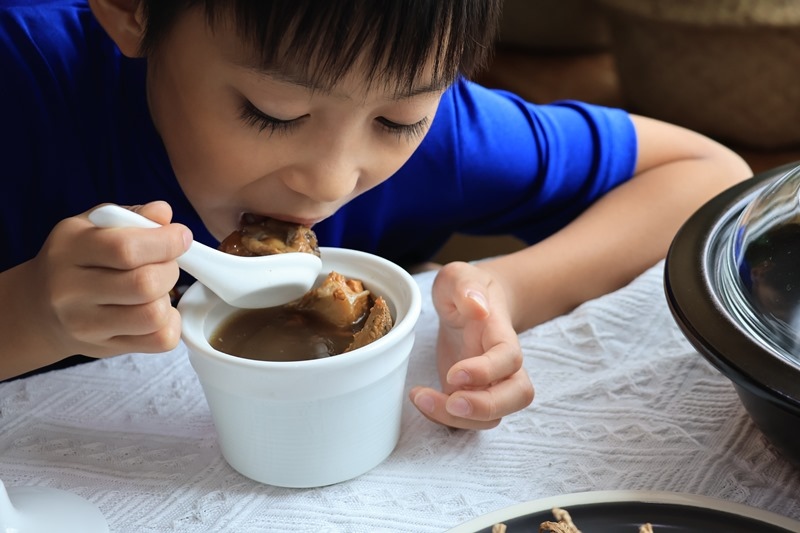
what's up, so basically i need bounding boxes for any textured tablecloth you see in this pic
[1,261,798,532]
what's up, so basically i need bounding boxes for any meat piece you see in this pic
[294,272,371,328]
[346,297,393,352]
[218,215,320,257]
[293,273,394,350]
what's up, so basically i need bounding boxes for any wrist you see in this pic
[0,260,72,379]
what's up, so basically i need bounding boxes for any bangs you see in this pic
[139,0,501,94]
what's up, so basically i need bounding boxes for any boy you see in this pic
[0,0,751,430]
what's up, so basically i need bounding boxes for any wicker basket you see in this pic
[595,0,800,149]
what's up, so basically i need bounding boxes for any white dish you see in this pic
[0,479,109,533]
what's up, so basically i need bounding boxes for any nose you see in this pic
[283,140,362,204]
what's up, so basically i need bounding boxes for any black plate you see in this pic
[445,491,800,533]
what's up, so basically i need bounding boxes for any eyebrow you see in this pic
[238,62,448,101]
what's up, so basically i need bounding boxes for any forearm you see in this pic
[0,261,70,380]
[479,124,751,332]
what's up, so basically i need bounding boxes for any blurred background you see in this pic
[433,0,800,263]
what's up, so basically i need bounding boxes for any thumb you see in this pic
[132,201,174,226]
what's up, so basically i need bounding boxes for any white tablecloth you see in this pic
[1,261,798,532]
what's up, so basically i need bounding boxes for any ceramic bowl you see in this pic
[178,247,422,488]
[665,162,800,466]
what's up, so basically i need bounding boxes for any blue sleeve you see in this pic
[316,79,638,263]
[0,1,203,271]
[429,79,639,242]
[0,4,75,268]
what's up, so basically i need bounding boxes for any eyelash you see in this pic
[239,100,430,142]
[376,116,430,142]
[239,100,300,136]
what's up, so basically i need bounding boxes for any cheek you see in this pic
[363,103,441,189]
[149,76,267,190]
[366,140,424,188]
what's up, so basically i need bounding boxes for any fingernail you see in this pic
[414,393,435,414]
[466,289,488,312]
[448,369,471,386]
[447,397,471,417]
[182,229,193,250]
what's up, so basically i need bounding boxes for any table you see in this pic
[1,261,798,532]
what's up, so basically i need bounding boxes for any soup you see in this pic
[210,303,368,362]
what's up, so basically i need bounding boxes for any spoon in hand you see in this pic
[88,204,322,308]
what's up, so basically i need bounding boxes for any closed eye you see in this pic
[239,100,305,136]
[376,116,430,141]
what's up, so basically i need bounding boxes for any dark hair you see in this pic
[138,0,502,95]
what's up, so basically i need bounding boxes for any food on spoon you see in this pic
[218,214,320,257]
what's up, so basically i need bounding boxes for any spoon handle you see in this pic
[88,204,162,230]
[87,204,220,282]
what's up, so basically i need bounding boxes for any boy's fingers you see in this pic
[410,386,502,430]
[84,223,192,269]
[132,201,174,226]
[447,370,534,422]
[446,342,523,387]
[410,370,534,430]
[455,288,491,320]
[61,297,177,342]
[107,309,183,355]
[71,263,181,305]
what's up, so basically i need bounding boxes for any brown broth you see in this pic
[210,305,366,362]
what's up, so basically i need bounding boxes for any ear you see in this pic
[89,0,146,58]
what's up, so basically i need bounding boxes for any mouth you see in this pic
[239,212,323,228]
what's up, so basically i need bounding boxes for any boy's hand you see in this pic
[33,201,191,359]
[409,261,534,430]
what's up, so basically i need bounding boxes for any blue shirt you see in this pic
[0,0,637,271]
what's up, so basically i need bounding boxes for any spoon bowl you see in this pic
[88,205,322,308]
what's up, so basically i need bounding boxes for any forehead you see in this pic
[186,4,455,99]
[229,58,449,103]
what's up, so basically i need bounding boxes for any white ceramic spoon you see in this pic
[0,479,109,533]
[88,205,322,308]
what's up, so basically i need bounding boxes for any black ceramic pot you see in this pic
[665,161,800,466]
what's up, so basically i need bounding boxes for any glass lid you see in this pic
[721,163,800,368]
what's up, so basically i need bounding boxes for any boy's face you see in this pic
[146,8,445,241]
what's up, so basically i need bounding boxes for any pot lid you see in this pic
[725,164,800,368]
[665,162,800,406]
